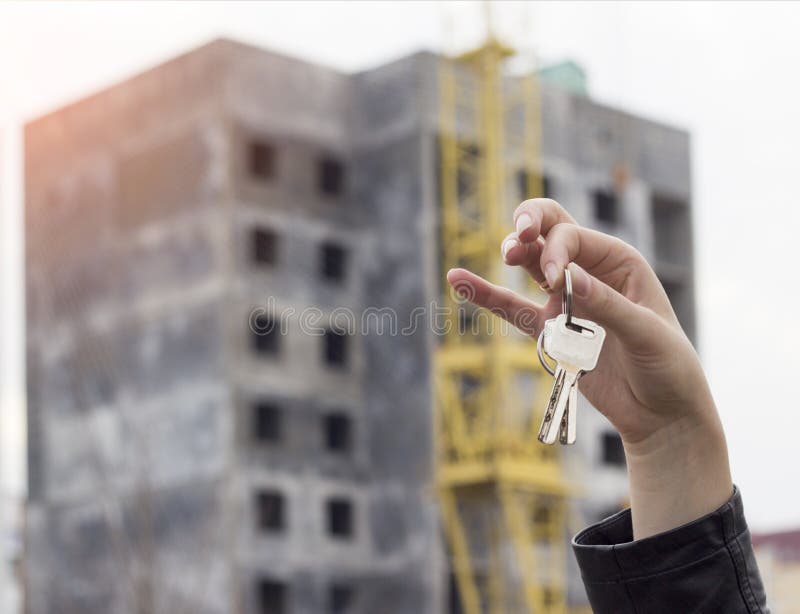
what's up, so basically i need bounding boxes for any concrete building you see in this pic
[24,39,694,613]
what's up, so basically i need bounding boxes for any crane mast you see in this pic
[436,27,572,614]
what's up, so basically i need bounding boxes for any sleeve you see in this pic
[571,486,770,614]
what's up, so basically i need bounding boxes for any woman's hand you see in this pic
[446,198,733,539]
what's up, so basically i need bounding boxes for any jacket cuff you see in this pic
[572,486,770,614]
[572,486,743,582]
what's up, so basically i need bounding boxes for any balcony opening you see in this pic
[323,330,348,368]
[592,188,618,224]
[253,402,281,443]
[329,584,354,614]
[318,156,345,196]
[251,314,280,356]
[249,141,276,180]
[324,413,352,453]
[326,498,353,538]
[251,227,278,265]
[601,431,626,467]
[256,490,285,532]
[652,193,691,267]
[258,578,286,614]
[320,242,347,283]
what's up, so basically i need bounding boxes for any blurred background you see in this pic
[2,1,800,613]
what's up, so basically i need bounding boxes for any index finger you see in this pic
[446,268,556,336]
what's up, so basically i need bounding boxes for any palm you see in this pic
[539,268,703,442]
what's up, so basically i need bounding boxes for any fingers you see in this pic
[506,199,660,309]
[568,263,658,349]
[508,198,576,286]
[513,198,576,243]
[446,268,553,336]
[447,263,662,351]
[501,232,546,285]
[539,223,645,293]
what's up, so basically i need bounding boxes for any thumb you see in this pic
[568,262,654,347]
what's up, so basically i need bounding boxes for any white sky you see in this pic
[1,0,799,532]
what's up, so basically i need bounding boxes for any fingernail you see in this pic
[544,262,559,288]
[516,213,533,235]
[569,263,591,298]
[501,237,520,261]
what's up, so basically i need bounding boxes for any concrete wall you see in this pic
[26,39,443,614]
[25,41,247,614]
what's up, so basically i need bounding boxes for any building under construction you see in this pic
[24,38,694,613]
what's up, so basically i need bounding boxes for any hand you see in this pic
[446,198,733,539]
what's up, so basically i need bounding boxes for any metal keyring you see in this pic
[538,267,573,375]
[562,267,573,327]
[537,328,556,376]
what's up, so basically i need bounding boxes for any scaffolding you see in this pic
[436,32,571,613]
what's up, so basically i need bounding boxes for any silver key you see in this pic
[537,317,578,444]
[538,317,580,444]
[537,314,606,445]
[537,363,574,444]
[559,383,579,445]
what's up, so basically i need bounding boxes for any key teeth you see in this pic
[537,431,558,445]
[558,412,567,444]
[559,400,577,445]
[538,429,576,445]
[538,411,565,445]
[537,414,555,444]
[560,433,577,445]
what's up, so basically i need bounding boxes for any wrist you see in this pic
[622,405,733,540]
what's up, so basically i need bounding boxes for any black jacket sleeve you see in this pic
[572,487,769,614]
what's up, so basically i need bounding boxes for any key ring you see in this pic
[562,267,573,327]
[537,267,573,376]
[537,327,556,376]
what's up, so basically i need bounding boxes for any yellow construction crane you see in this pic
[436,14,573,614]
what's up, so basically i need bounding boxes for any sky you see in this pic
[1,1,800,532]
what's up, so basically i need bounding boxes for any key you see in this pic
[542,322,581,444]
[558,383,578,445]
[538,317,578,444]
[538,318,573,444]
[537,364,573,445]
[537,314,606,445]
[539,314,605,444]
